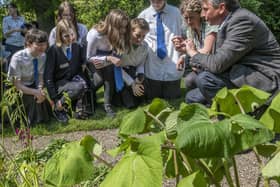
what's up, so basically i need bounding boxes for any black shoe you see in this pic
[53,110,69,123]
[74,111,88,120]
[104,104,115,118]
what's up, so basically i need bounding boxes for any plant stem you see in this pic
[161,144,176,150]
[144,110,165,130]
[179,151,193,174]
[196,159,221,187]
[223,158,235,187]
[92,153,113,168]
[0,143,32,186]
[173,150,180,185]
[253,148,270,187]
[234,95,245,114]
[195,159,221,187]
[232,156,240,187]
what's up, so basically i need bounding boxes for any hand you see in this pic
[108,56,122,66]
[135,73,145,84]
[172,36,186,53]
[34,89,46,103]
[132,83,144,97]
[91,59,104,69]
[176,56,185,71]
[185,39,198,57]
[55,100,64,111]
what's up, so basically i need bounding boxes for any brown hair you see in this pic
[131,18,150,32]
[25,29,48,47]
[57,1,79,40]
[55,19,75,47]
[180,0,202,14]
[95,9,131,55]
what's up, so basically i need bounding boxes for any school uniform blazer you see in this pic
[191,8,280,93]
[44,43,87,101]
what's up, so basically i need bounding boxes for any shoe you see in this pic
[53,110,69,123]
[104,104,116,118]
[74,111,88,120]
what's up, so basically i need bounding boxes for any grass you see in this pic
[1,81,186,137]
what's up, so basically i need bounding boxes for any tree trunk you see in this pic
[33,1,56,34]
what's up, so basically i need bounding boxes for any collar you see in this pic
[62,45,71,51]
[151,3,168,17]
[218,12,232,31]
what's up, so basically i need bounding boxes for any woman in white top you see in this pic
[48,1,88,46]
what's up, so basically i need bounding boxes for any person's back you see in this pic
[205,7,280,92]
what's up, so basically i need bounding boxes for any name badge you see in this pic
[59,63,69,69]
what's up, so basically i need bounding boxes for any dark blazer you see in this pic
[191,8,280,93]
[44,43,87,101]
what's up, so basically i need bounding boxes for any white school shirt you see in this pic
[138,3,184,81]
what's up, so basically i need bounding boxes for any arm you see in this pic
[14,79,45,103]
[44,47,59,102]
[48,28,56,47]
[2,17,23,38]
[198,32,217,54]
[189,16,255,73]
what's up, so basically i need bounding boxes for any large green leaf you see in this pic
[100,133,164,187]
[119,108,146,135]
[177,171,207,187]
[165,111,179,139]
[262,151,280,180]
[145,98,169,128]
[43,135,97,186]
[260,93,280,132]
[211,85,270,116]
[176,104,273,158]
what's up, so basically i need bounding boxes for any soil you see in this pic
[2,129,279,187]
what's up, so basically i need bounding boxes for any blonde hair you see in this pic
[95,9,131,55]
[131,18,150,32]
[55,19,76,47]
[180,0,202,14]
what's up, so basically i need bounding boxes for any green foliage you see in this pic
[176,104,273,158]
[43,135,98,186]
[73,0,148,29]
[211,85,270,116]
[240,0,280,42]
[100,133,165,187]
[177,171,207,187]
[262,150,280,182]
[260,93,280,132]
[119,108,146,136]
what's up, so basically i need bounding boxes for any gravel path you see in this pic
[2,129,278,187]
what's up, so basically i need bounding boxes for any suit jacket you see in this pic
[191,8,280,92]
[44,43,87,101]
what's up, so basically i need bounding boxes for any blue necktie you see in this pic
[156,12,167,59]
[113,53,124,92]
[66,47,72,61]
[33,58,39,87]
[114,66,124,92]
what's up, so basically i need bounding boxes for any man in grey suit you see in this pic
[180,0,280,104]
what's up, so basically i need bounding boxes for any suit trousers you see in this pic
[186,71,235,105]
